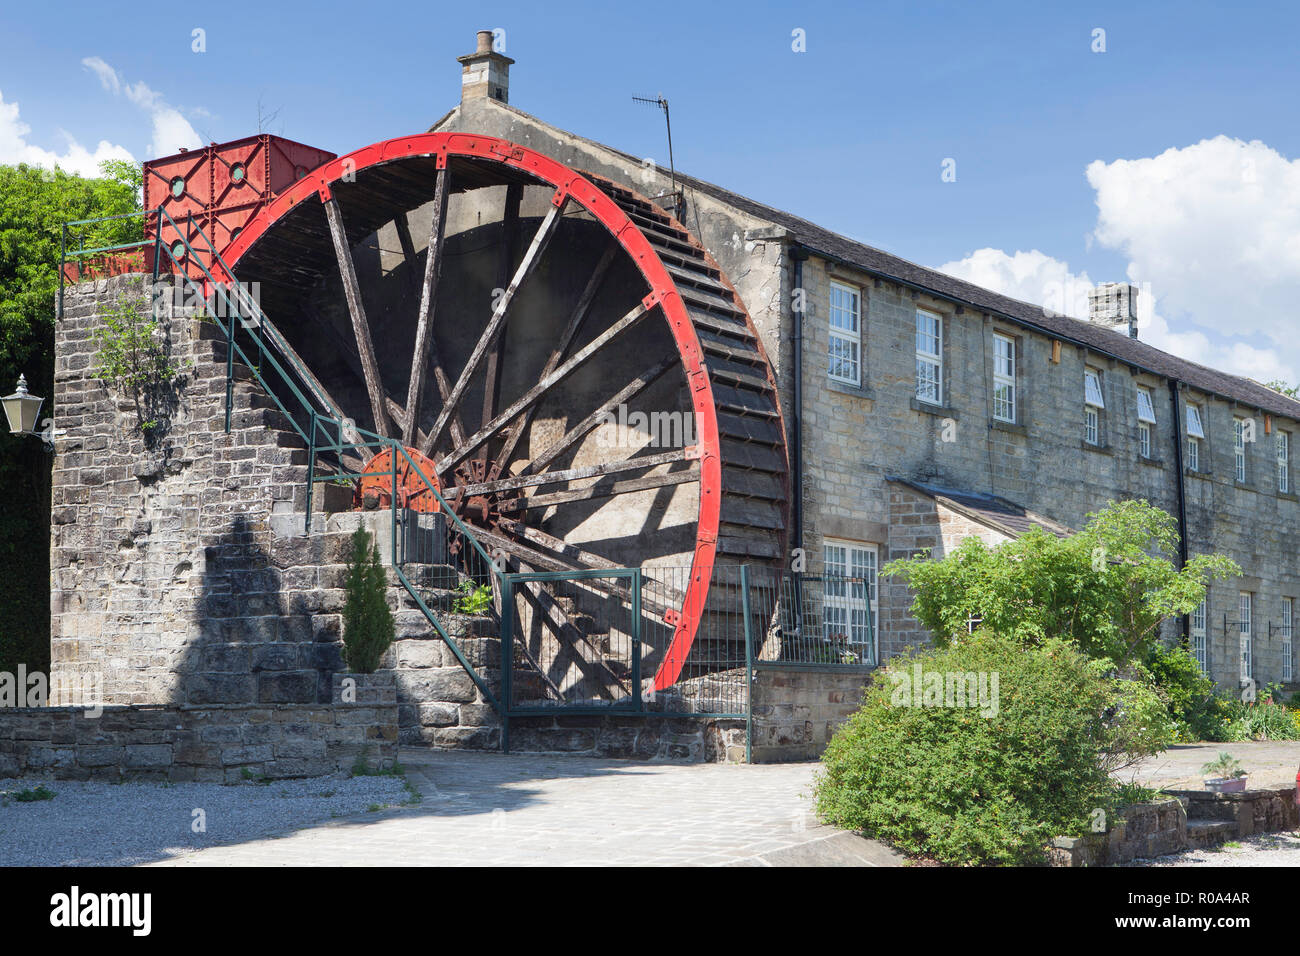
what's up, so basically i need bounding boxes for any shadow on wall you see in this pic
[181,513,342,707]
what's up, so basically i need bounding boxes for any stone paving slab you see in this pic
[149,748,902,867]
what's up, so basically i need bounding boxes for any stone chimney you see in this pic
[458,30,514,105]
[1088,283,1139,338]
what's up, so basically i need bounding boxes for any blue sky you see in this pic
[4,0,1299,380]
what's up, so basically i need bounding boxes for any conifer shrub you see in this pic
[341,528,395,674]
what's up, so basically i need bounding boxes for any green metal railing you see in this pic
[498,561,873,761]
[61,207,504,712]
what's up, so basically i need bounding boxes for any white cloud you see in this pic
[80,57,202,158]
[0,88,134,177]
[938,137,1300,385]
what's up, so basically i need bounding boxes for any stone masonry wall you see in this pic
[749,664,870,762]
[881,484,1012,660]
[0,673,397,782]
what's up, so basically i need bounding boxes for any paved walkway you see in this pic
[1127,741,1300,791]
[150,749,902,867]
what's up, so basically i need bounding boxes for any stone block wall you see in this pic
[749,664,869,762]
[0,689,397,783]
[1049,787,1300,865]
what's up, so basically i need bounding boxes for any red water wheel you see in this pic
[221,133,789,691]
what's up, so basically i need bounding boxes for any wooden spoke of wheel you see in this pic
[498,465,699,512]
[513,559,630,700]
[520,354,677,478]
[480,183,523,465]
[421,197,568,457]
[483,523,680,620]
[402,167,467,449]
[433,299,655,476]
[324,195,391,438]
[451,446,689,498]
[488,243,620,482]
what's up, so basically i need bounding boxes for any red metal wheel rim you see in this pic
[222,132,737,692]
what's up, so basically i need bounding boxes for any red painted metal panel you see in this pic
[142,149,210,221]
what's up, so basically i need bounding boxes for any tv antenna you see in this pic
[632,94,683,220]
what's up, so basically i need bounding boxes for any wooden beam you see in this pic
[392,213,422,298]
[402,169,457,447]
[453,447,688,498]
[480,525,677,621]
[489,243,619,479]
[421,199,567,456]
[433,300,654,475]
[500,466,699,512]
[515,568,630,700]
[480,183,523,463]
[323,195,391,437]
[523,355,677,476]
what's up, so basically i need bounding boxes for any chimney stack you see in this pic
[1088,283,1139,338]
[458,29,514,105]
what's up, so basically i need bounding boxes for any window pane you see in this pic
[1186,405,1204,438]
[829,283,859,333]
[916,311,941,357]
[1084,370,1104,407]
[1137,387,1156,423]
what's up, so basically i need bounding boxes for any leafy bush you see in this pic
[341,528,395,673]
[1142,643,1222,741]
[882,500,1238,666]
[814,632,1175,865]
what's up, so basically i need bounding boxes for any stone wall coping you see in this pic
[753,662,876,675]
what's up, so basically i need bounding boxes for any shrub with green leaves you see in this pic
[814,632,1175,865]
[1142,643,1222,741]
[341,528,395,674]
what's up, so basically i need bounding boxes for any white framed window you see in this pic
[823,539,877,662]
[915,309,943,405]
[1234,417,1248,483]
[828,281,861,386]
[1084,369,1104,445]
[1282,597,1294,683]
[1186,404,1205,472]
[1191,599,1207,673]
[992,333,1016,423]
[1239,591,1252,681]
[1137,386,1156,458]
[1278,431,1290,494]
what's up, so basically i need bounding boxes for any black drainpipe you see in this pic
[1169,379,1190,645]
[790,243,808,561]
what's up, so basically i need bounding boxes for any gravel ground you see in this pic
[0,773,411,867]
[1126,830,1300,867]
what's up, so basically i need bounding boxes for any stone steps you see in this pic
[1187,819,1237,849]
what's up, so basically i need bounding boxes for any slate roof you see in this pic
[888,477,1074,540]
[665,168,1300,423]
[440,100,1300,423]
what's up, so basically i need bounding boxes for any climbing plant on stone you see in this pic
[92,279,187,437]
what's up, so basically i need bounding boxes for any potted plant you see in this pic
[1202,752,1248,793]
